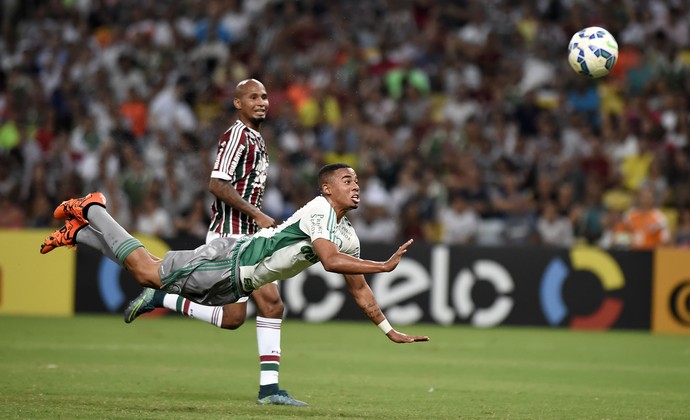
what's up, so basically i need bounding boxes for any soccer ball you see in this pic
[567,27,618,78]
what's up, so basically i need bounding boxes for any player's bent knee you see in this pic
[257,298,284,319]
[124,249,163,289]
[126,264,163,289]
[253,285,284,319]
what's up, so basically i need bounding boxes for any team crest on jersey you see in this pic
[253,156,268,188]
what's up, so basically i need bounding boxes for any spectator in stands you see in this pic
[120,143,153,210]
[26,190,54,228]
[490,171,537,245]
[640,158,670,206]
[135,189,174,238]
[398,199,426,242]
[620,186,671,250]
[598,206,631,249]
[440,193,479,245]
[554,181,578,220]
[667,148,690,209]
[148,76,197,140]
[573,178,607,244]
[174,193,210,241]
[536,200,574,247]
[352,201,399,244]
[119,87,148,138]
[674,208,690,248]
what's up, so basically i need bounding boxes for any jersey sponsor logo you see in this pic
[338,223,354,241]
[228,144,246,175]
[310,214,325,236]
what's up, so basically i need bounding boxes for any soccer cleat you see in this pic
[40,218,87,254]
[124,288,158,324]
[256,390,308,407]
[54,192,107,224]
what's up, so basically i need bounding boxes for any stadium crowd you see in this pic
[1,0,689,250]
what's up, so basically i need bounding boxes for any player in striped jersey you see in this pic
[133,79,300,405]
[42,164,430,395]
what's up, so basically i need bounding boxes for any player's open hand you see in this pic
[386,329,429,343]
[383,239,414,272]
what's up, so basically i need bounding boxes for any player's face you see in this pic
[325,168,360,212]
[235,81,269,127]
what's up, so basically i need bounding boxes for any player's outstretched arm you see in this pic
[343,273,429,344]
[313,238,414,274]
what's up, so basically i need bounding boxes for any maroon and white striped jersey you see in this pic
[208,119,269,236]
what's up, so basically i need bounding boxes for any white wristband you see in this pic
[377,319,393,334]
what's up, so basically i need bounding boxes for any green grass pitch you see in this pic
[1,315,688,419]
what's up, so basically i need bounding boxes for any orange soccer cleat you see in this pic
[53,192,107,224]
[40,218,88,254]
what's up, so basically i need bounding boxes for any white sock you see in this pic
[162,294,223,328]
[257,316,282,386]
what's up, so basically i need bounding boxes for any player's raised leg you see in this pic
[41,192,108,254]
[42,192,161,289]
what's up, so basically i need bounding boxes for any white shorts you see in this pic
[206,231,250,303]
[205,231,278,303]
[159,237,247,306]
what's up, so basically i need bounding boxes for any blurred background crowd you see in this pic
[1,0,690,250]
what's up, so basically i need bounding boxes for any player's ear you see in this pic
[321,183,331,196]
[233,97,241,110]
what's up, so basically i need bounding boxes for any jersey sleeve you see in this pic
[293,197,362,257]
[299,198,338,243]
[211,125,246,181]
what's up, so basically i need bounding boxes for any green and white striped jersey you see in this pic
[237,196,361,292]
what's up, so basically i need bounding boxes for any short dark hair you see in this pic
[318,163,352,187]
